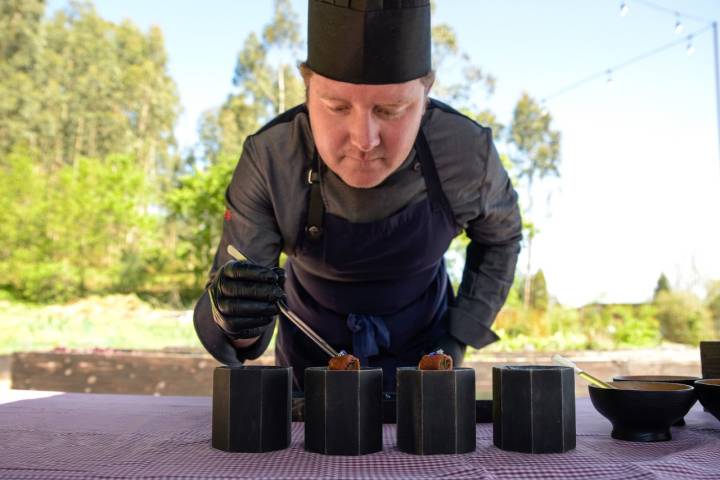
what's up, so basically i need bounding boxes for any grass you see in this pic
[0,295,202,355]
[0,295,674,356]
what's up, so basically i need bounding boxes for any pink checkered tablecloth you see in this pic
[0,389,718,479]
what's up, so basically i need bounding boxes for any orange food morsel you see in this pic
[328,353,360,370]
[418,352,453,370]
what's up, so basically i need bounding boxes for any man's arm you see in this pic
[447,135,522,349]
[193,135,284,365]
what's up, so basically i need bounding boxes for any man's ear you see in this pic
[424,79,434,97]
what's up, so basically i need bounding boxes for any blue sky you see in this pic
[46,0,720,306]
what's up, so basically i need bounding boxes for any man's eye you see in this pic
[376,107,401,118]
[329,105,349,113]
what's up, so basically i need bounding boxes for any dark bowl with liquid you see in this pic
[589,381,697,442]
[613,375,700,426]
[694,379,720,423]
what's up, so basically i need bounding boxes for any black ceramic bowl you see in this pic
[694,379,720,422]
[613,376,700,426]
[589,381,697,442]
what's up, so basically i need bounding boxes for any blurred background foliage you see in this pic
[1,0,717,352]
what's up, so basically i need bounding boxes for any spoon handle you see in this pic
[552,354,616,389]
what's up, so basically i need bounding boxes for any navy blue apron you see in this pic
[276,129,459,392]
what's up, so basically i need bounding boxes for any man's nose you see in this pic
[349,111,381,152]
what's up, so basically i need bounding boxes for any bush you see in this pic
[654,291,714,345]
[492,302,663,351]
[707,281,720,335]
[14,262,78,303]
[611,304,660,347]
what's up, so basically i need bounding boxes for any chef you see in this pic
[193,0,522,392]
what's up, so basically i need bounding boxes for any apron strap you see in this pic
[305,149,324,240]
[414,128,454,215]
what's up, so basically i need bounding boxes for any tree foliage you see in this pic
[705,280,720,338]
[654,291,714,345]
[0,1,179,302]
[653,273,671,300]
[0,151,160,301]
[197,0,305,163]
[509,93,561,193]
[1,1,180,174]
[530,269,549,312]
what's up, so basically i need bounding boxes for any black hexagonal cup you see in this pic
[396,367,476,455]
[493,365,576,453]
[212,366,292,452]
[701,341,720,379]
[304,367,383,455]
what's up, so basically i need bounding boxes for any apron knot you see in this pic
[346,314,390,366]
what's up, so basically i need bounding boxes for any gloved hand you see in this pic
[207,260,285,339]
[431,333,467,367]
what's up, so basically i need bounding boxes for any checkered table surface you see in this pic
[0,389,718,479]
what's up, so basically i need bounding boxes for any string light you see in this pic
[674,13,684,34]
[613,0,719,175]
[541,24,712,102]
[632,0,710,24]
[620,1,629,17]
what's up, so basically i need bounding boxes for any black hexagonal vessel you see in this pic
[212,366,292,452]
[304,367,383,455]
[493,365,575,453]
[701,341,720,379]
[396,367,476,455]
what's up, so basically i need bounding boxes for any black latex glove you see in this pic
[432,333,467,367]
[208,261,285,339]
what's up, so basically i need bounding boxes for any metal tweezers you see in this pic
[214,245,338,358]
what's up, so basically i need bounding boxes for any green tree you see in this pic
[508,92,561,309]
[0,151,159,301]
[0,1,180,302]
[201,0,305,162]
[1,1,180,175]
[530,269,549,312]
[428,2,501,134]
[655,290,714,345]
[706,280,720,335]
[0,0,45,156]
[166,154,236,288]
[653,273,671,300]
[509,93,561,193]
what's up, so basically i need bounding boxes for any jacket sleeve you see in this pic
[193,135,283,364]
[446,133,522,349]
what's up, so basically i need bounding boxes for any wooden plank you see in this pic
[10,349,701,397]
[11,351,224,396]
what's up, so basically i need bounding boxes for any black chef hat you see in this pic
[306,0,431,84]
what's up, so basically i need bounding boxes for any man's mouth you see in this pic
[343,154,383,163]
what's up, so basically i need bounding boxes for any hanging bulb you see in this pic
[606,69,613,86]
[686,36,695,56]
[619,1,629,17]
[674,14,684,34]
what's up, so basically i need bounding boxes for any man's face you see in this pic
[306,72,428,189]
